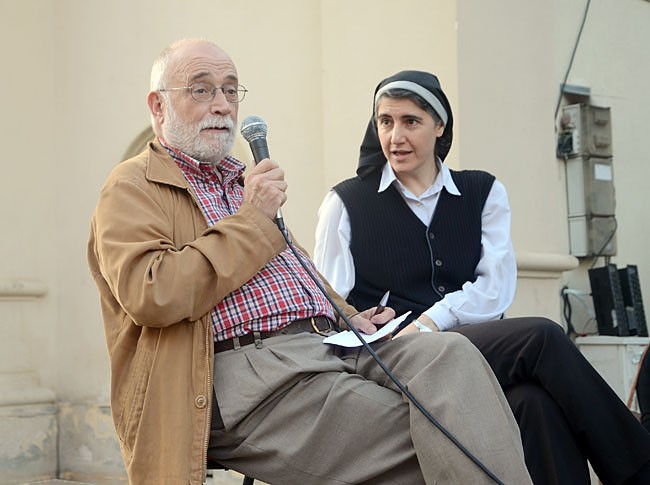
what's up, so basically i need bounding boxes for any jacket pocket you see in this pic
[115,347,153,454]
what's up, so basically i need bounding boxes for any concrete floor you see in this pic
[27,470,265,485]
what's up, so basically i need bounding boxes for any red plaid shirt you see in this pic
[160,139,335,341]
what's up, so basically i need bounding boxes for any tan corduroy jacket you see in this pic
[87,140,355,484]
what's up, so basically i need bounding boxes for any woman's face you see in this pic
[376,96,444,183]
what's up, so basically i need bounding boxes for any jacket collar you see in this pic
[144,139,191,189]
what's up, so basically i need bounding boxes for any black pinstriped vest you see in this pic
[333,168,495,317]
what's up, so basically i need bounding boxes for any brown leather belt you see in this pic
[214,316,335,353]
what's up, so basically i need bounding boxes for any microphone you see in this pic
[240,115,285,231]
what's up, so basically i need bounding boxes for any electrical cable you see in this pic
[554,0,592,123]
[278,226,504,485]
[561,287,598,336]
[589,217,618,269]
[561,286,575,336]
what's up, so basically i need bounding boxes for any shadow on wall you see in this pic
[123,127,155,160]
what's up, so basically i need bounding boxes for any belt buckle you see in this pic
[310,317,332,336]
[253,331,263,349]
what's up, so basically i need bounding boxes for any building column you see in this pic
[0,280,57,484]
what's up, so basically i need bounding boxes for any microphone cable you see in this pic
[277,225,505,485]
[240,113,503,483]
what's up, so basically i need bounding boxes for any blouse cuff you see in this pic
[414,320,434,333]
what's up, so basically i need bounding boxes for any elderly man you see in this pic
[87,38,531,484]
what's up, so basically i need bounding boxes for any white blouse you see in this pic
[313,161,517,331]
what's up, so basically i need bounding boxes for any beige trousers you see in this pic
[210,330,531,485]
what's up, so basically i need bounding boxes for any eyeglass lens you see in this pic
[191,82,246,103]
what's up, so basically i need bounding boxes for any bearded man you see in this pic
[87,39,532,485]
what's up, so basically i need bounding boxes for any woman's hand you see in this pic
[349,306,396,335]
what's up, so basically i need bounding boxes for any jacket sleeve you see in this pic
[91,172,286,328]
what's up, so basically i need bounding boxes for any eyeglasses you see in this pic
[159,82,247,103]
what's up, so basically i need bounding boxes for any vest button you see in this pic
[195,395,207,409]
[435,259,443,266]
[428,232,435,240]
[438,286,446,293]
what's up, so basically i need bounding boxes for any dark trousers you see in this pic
[451,317,650,485]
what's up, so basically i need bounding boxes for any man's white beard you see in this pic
[163,108,235,165]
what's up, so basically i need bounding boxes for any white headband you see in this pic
[375,80,448,126]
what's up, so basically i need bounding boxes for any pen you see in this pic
[391,319,412,337]
[372,290,390,317]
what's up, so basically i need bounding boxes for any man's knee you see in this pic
[416,331,484,363]
[421,330,473,349]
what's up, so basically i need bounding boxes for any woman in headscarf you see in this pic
[314,70,650,485]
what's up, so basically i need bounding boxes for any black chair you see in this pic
[207,459,255,485]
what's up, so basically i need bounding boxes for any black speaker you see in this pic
[618,265,648,337]
[588,264,630,336]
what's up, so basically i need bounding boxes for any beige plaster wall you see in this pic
[0,1,57,390]
[457,1,565,253]
[552,0,650,335]
[454,1,573,319]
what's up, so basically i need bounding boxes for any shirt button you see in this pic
[438,286,446,293]
[195,395,207,409]
[435,259,443,266]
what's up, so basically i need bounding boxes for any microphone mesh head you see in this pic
[240,115,268,142]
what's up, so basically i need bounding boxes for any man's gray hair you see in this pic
[150,38,220,92]
[150,45,175,92]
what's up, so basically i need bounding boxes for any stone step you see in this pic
[25,481,93,485]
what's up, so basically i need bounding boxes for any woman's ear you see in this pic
[435,122,445,138]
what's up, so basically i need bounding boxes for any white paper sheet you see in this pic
[322,312,411,348]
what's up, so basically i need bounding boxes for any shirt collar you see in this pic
[158,137,246,184]
[378,159,461,197]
